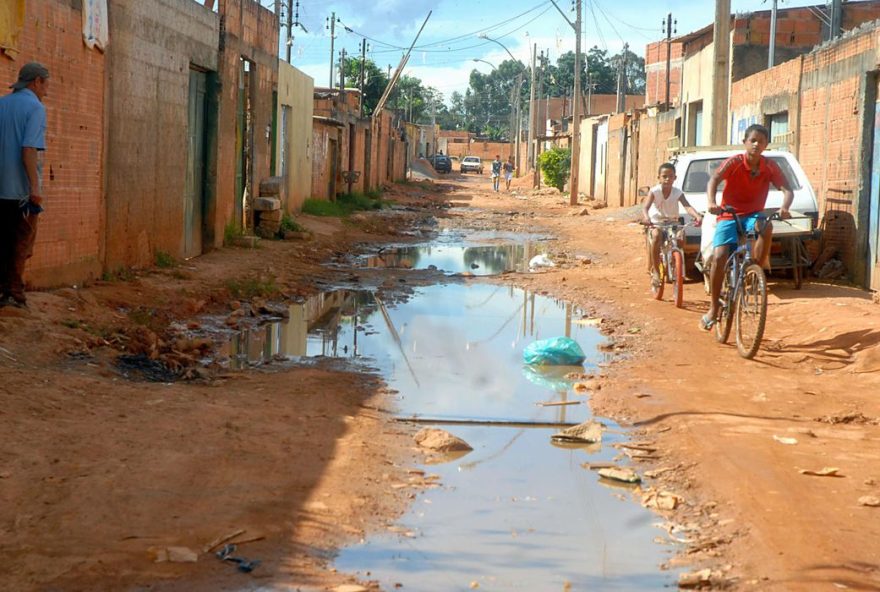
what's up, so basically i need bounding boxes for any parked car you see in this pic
[667,149,819,273]
[460,156,484,174]
[429,154,452,173]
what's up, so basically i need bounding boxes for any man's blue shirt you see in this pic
[0,89,46,200]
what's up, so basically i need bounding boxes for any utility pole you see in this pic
[616,43,628,113]
[551,0,582,204]
[339,48,346,94]
[571,0,582,205]
[711,0,731,146]
[285,0,292,63]
[664,13,676,106]
[326,12,338,88]
[528,43,537,173]
[359,38,369,117]
[830,0,842,40]
[533,50,546,188]
[768,0,778,68]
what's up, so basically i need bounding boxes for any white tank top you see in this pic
[648,184,684,222]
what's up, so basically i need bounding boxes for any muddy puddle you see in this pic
[216,282,673,588]
[352,231,552,276]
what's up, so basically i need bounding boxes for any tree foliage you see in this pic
[537,147,571,192]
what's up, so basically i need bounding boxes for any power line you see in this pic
[593,0,657,39]
[338,2,551,56]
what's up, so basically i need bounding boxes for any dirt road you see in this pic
[2,174,878,591]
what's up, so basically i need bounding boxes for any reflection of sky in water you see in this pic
[220,284,671,589]
[328,284,670,590]
[361,243,545,276]
[307,284,606,422]
[336,425,671,591]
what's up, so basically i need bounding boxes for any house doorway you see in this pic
[184,68,208,258]
[868,76,880,290]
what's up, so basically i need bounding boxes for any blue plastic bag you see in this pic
[523,337,586,366]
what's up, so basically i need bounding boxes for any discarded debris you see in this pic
[536,400,581,407]
[816,412,877,425]
[642,490,682,511]
[333,585,369,592]
[644,466,676,479]
[678,568,713,588]
[772,435,798,445]
[150,546,199,563]
[598,466,641,484]
[528,253,555,269]
[523,336,586,366]
[115,353,179,382]
[216,543,260,573]
[799,467,843,477]
[414,428,473,452]
[858,496,880,507]
[203,528,246,553]
[551,420,604,444]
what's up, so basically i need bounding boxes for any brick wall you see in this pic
[1,0,104,287]
[636,110,678,192]
[104,0,219,269]
[645,40,683,106]
[798,26,879,283]
[729,55,802,144]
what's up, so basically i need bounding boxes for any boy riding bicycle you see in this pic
[700,124,794,331]
[641,163,702,289]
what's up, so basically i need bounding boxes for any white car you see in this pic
[668,149,819,272]
[460,156,484,174]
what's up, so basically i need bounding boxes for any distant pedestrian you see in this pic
[503,156,514,191]
[491,155,502,192]
[0,62,49,308]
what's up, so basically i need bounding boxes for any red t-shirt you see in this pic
[716,154,788,219]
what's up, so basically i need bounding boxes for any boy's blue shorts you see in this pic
[713,213,766,249]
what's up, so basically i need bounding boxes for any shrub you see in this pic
[155,251,176,268]
[279,214,303,233]
[537,146,571,192]
[301,192,383,217]
[224,221,244,246]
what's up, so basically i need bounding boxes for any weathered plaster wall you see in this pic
[104,0,219,268]
[276,62,313,212]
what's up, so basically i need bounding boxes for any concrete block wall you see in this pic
[104,0,219,269]
[277,62,314,212]
[1,0,105,287]
[216,0,278,232]
[635,110,678,192]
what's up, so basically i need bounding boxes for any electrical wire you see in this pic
[593,0,657,40]
[336,1,551,54]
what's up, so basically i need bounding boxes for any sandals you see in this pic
[699,313,716,331]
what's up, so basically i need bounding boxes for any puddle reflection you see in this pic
[360,242,545,275]
[215,283,671,588]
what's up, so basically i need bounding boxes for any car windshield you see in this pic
[464,157,478,162]
[682,156,802,193]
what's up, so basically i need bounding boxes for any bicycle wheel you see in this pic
[671,250,684,308]
[652,257,665,300]
[735,263,768,359]
[714,259,734,344]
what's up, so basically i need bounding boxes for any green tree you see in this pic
[609,47,646,95]
[537,146,571,191]
[341,57,389,116]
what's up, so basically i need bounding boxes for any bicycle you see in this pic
[711,206,779,359]
[643,217,688,308]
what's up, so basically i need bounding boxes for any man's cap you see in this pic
[10,62,50,90]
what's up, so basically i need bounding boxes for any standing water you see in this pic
[218,281,673,589]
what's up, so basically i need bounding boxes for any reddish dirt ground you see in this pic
[2,173,878,591]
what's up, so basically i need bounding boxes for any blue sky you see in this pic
[285,0,840,101]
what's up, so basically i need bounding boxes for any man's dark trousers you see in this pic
[0,199,39,303]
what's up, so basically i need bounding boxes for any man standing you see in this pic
[0,62,49,308]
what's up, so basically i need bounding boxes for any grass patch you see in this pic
[279,214,304,233]
[102,267,136,282]
[155,251,177,268]
[302,192,384,217]
[224,221,244,246]
[61,319,83,329]
[127,307,154,327]
[225,275,278,299]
